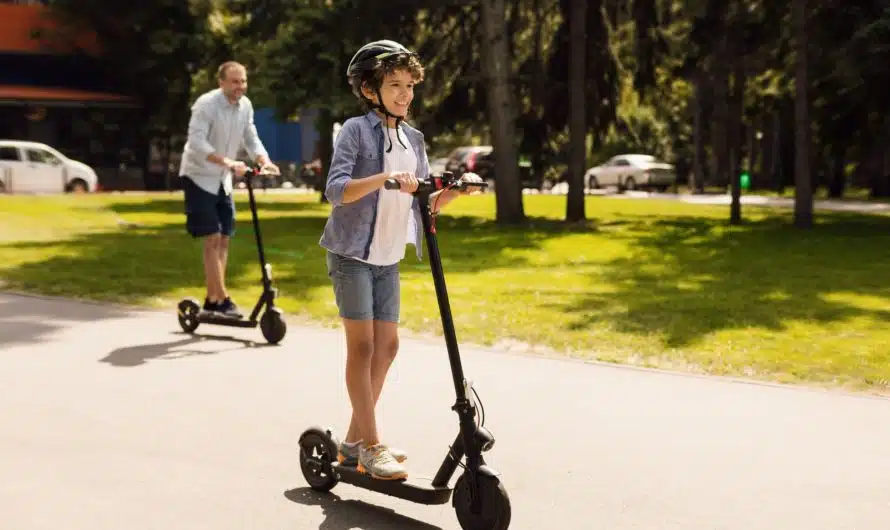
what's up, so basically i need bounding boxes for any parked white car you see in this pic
[0,140,99,194]
[585,154,676,192]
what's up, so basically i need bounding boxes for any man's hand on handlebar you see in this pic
[227,160,249,177]
[259,160,281,176]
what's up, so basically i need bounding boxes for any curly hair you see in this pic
[348,54,425,111]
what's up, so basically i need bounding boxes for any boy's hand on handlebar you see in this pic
[388,171,418,193]
[458,172,484,194]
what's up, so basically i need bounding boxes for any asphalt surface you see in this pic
[2,292,889,529]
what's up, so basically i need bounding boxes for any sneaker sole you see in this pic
[356,463,408,481]
[338,452,405,465]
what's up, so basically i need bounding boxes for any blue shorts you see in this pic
[182,176,235,238]
[325,251,400,322]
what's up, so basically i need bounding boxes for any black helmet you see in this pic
[346,40,415,79]
[346,40,418,152]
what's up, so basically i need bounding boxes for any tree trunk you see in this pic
[317,108,334,204]
[711,35,730,188]
[827,145,846,198]
[691,70,706,193]
[729,61,745,225]
[793,0,813,228]
[480,0,525,224]
[772,109,784,192]
[565,0,587,222]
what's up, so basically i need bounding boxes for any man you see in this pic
[179,61,279,318]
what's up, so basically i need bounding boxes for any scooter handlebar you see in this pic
[384,172,488,193]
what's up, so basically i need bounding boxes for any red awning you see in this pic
[0,85,137,107]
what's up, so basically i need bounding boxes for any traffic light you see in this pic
[740,172,751,190]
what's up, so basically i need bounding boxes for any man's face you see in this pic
[365,69,415,117]
[219,65,247,102]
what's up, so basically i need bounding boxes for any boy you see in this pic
[319,40,481,480]
[179,61,279,318]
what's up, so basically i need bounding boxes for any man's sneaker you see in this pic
[218,297,243,319]
[338,440,407,466]
[201,298,219,316]
[358,444,408,480]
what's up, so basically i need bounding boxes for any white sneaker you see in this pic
[358,443,408,480]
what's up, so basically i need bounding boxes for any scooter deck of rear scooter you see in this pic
[196,313,257,328]
[332,462,453,505]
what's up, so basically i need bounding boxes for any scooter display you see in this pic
[297,172,511,529]
[176,167,287,345]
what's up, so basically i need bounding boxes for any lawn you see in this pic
[2,190,890,393]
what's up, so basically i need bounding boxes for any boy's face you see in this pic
[364,68,416,117]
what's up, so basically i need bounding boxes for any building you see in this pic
[0,0,321,190]
[0,0,146,189]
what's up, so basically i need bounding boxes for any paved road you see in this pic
[2,292,889,529]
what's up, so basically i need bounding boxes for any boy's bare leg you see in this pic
[342,319,378,445]
[345,320,399,443]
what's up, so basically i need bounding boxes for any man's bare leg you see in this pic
[217,235,230,300]
[202,234,224,302]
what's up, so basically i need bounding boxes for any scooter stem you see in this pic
[418,191,469,402]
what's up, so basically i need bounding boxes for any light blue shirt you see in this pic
[178,88,268,195]
[319,111,429,262]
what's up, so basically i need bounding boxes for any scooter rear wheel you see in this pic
[298,427,339,492]
[453,472,511,530]
[260,307,286,344]
[177,298,200,333]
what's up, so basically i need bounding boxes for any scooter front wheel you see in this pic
[260,307,286,344]
[298,427,339,492]
[453,472,511,530]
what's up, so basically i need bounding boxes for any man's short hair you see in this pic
[217,61,246,81]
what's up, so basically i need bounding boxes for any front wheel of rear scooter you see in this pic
[177,298,200,333]
[453,472,512,530]
[260,307,286,344]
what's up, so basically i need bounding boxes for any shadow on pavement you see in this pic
[0,292,133,349]
[99,332,274,368]
[284,487,443,530]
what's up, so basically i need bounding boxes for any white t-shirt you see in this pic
[358,126,419,266]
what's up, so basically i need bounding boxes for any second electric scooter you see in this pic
[297,172,511,530]
[176,167,287,344]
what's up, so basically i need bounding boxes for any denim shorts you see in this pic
[182,176,235,238]
[325,251,400,322]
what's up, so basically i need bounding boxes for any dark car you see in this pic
[444,145,543,191]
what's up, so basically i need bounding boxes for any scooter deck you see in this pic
[196,314,257,328]
[333,462,452,505]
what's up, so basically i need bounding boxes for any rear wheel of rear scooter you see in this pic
[177,298,200,333]
[260,307,286,344]
[453,472,511,530]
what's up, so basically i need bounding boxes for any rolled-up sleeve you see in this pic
[185,96,216,159]
[325,121,359,206]
[242,104,269,161]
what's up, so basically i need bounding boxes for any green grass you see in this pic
[3,191,890,393]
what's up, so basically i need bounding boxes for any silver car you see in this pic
[585,154,676,192]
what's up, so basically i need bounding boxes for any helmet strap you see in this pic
[374,88,407,153]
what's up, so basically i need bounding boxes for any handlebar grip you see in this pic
[384,178,401,190]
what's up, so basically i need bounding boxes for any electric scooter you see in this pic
[297,172,511,530]
[176,167,287,345]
